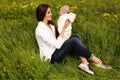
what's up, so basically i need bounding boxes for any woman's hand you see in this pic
[63,19,70,29]
[59,19,70,38]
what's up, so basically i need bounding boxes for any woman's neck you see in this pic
[42,20,51,29]
[42,20,48,25]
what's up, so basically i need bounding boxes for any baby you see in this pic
[58,5,94,75]
[58,5,76,41]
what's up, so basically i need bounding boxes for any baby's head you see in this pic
[60,5,70,16]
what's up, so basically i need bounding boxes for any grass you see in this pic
[0,0,120,80]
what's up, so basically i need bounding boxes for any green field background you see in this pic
[0,0,120,80]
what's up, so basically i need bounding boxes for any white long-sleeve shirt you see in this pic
[35,21,65,60]
[58,12,76,41]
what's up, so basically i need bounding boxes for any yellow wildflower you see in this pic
[80,0,85,3]
[113,14,118,20]
[56,2,62,9]
[21,5,28,9]
[30,3,34,6]
[71,6,77,11]
[95,12,99,14]
[31,56,35,59]
[26,67,29,70]
[3,67,6,72]
[12,1,17,6]
[103,13,110,17]
[114,14,118,18]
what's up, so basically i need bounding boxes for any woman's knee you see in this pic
[70,37,80,43]
[72,34,82,39]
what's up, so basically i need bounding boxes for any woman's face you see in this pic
[44,7,52,21]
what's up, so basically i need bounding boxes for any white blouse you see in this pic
[58,12,76,41]
[35,21,65,60]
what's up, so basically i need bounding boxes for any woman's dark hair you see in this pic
[36,4,49,21]
[36,4,59,38]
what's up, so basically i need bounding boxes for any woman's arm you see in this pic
[59,19,70,38]
[36,20,70,49]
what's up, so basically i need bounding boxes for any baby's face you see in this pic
[60,11,69,16]
[60,11,64,16]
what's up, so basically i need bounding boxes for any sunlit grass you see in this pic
[0,0,120,80]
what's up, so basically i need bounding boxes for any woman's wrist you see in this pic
[59,19,70,38]
[59,29,65,38]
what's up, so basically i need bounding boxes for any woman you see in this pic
[35,4,111,75]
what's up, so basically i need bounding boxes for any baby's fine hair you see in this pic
[60,5,70,13]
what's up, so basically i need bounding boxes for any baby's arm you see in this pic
[67,12,76,23]
[58,13,75,33]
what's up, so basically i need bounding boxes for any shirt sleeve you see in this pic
[58,17,65,33]
[67,12,76,23]
[36,28,65,49]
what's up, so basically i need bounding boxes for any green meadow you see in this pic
[0,0,120,80]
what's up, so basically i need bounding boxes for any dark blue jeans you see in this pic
[50,34,92,64]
